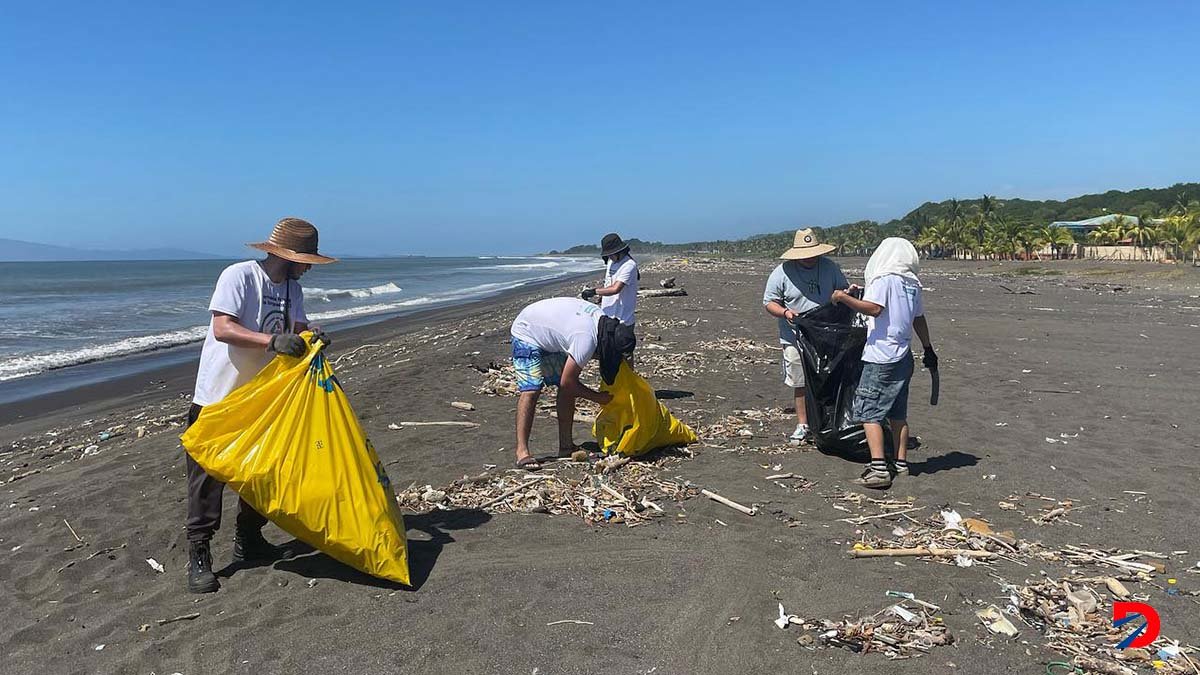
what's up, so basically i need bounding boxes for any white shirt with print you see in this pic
[192,260,308,406]
[511,297,602,366]
[600,256,638,325]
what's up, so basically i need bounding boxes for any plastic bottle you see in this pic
[1166,578,1180,596]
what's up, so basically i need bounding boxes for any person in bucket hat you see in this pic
[762,228,849,443]
[581,233,640,327]
[184,217,336,594]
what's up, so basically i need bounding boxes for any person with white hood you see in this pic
[831,238,936,489]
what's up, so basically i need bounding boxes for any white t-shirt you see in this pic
[193,261,308,406]
[600,256,639,325]
[862,274,924,364]
[511,297,602,366]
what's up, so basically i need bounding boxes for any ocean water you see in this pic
[0,255,601,384]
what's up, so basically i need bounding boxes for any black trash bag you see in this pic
[792,302,868,454]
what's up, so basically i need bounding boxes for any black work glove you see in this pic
[922,348,938,371]
[267,332,307,357]
[310,328,331,348]
[580,288,599,300]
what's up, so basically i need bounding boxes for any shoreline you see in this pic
[0,269,595,425]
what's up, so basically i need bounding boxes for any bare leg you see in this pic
[515,390,539,463]
[890,418,909,463]
[793,387,808,426]
[556,389,578,452]
[863,422,887,462]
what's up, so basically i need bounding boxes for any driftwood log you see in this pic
[639,288,687,298]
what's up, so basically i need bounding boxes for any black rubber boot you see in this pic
[232,528,292,563]
[188,540,219,594]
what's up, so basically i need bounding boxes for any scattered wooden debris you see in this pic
[396,452,697,527]
[701,489,757,516]
[785,600,952,658]
[852,547,998,560]
[388,421,480,429]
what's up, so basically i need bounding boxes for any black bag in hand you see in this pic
[792,302,868,454]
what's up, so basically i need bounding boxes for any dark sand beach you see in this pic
[2,258,1199,674]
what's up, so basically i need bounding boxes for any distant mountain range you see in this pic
[0,238,223,262]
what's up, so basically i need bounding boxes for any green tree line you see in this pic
[552,182,1200,263]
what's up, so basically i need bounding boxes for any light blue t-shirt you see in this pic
[762,258,849,344]
[862,274,924,364]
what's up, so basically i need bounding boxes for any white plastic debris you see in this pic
[774,603,800,629]
[774,603,791,629]
[976,605,1019,637]
[940,510,964,532]
[890,605,918,623]
[1158,644,1182,660]
[955,554,975,568]
[146,558,165,574]
[94,644,105,651]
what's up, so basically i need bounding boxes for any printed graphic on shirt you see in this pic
[260,294,290,334]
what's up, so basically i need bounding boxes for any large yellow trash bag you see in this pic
[593,361,698,457]
[181,335,410,586]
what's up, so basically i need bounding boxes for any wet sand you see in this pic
[2,258,1199,674]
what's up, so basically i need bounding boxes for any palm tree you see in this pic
[1087,228,1113,245]
[1186,215,1200,266]
[1037,224,1075,260]
[1015,226,1040,260]
[976,194,997,255]
[1103,215,1131,245]
[1124,217,1158,260]
[1157,219,1190,263]
[1171,191,1200,217]
[829,229,851,256]
[917,222,951,258]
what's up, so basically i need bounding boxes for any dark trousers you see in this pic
[185,403,268,543]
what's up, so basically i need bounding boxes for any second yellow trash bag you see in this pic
[181,335,410,586]
[593,361,698,457]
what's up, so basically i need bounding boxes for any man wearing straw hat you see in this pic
[763,228,849,443]
[185,217,336,594]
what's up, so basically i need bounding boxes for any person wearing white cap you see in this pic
[763,228,849,442]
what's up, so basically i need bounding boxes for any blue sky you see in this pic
[0,2,1196,256]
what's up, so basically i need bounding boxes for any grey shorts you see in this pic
[852,352,914,423]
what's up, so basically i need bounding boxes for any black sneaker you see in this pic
[852,466,893,489]
[188,540,219,594]
[232,529,293,563]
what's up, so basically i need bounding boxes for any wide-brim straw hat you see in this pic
[780,228,836,260]
[248,218,337,265]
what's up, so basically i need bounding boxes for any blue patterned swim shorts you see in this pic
[512,338,567,392]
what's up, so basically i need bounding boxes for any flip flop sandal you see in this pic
[515,456,542,471]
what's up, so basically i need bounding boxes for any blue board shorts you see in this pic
[512,338,567,392]
[851,351,914,423]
